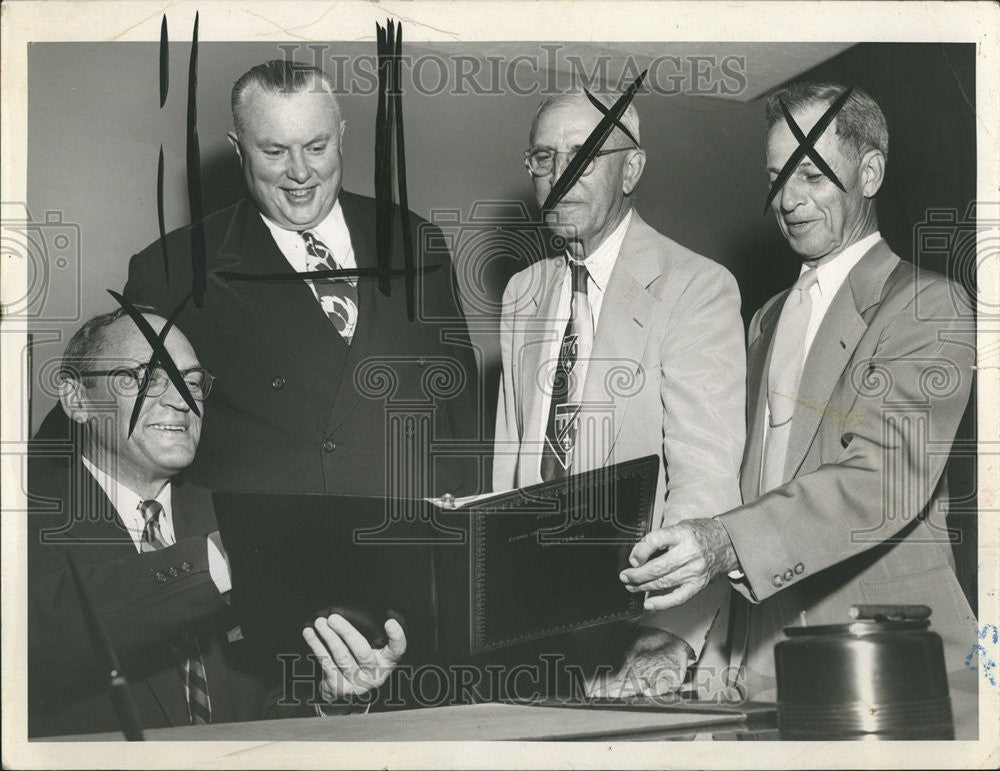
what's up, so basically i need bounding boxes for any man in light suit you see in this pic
[619,82,977,699]
[494,88,747,692]
[29,309,400,735]
[123,59,479,500]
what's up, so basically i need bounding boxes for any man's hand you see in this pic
[586,628,694,697]
[302,613,406,701]
[619,518,739,611]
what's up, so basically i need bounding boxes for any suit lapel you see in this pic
[783,240,900,479]
[580,215,657,470]
[211,199,348,378]
[742,296,786,501]
[326,192,381,432]
[170,478,217,540]
[520,258,566,451]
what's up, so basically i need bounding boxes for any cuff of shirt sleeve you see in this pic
[206,533,232,595]
[315,701,372,717]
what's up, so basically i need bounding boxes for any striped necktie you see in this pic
[540,261,595,481]
[300,230,359,343]
[139,500,212,725]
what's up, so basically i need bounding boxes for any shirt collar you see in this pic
[259,198,349,253]
[567,208,633,291]
[81,455,172,522]
[802,231,882,299]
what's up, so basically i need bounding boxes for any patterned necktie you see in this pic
[139,499,212,725]
[762,268,819,492]
[541,261,595,481]
[300,230,359,343]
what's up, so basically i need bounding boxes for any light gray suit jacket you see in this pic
[493,211,746,654]
[715,239,977,698]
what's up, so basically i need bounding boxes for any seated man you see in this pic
[28,308,401,736]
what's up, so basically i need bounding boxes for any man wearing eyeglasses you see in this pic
[493,89,746,696]
[27,309,401,736]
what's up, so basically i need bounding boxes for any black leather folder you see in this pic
[213,455,658,661]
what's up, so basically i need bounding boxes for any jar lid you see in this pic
[784,618,930,637]
[783,604,932,637]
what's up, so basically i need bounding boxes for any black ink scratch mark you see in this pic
[375,20,395,298]
[392,22,415,321]
[130,292,194,436]
[763,84,855,215]
[157,146,169,283]
[216,263,441,284]
[583,88,640,148]
[106,290,200,436]
[542,69,647,214]
[159,15,169,109]
[186,12,207,307]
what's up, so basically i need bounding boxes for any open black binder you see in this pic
[214,455,659,661]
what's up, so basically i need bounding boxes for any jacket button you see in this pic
[323,439,337,453]
[783,569,794,582]
[771,575,783,587]
[794,563,804,574]
[271,376,286,390]
[168,566,179,577]
[180,561,192,573]
[417,357,426,367]
[154,571,167,583]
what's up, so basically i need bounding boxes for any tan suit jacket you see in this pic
[716,240,977,699]
[493,211,746,655]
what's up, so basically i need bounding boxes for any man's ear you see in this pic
[58,377,91,425]
[859,148,886,199]
[622,149,646,196]
[227,131,244,165]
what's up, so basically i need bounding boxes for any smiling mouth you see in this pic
[148,424,189,433]
[283,187,316,201]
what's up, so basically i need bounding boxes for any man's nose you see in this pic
[779,178,806,212]
[285,149,310,184]
[158,379,193,411]
[550,152,572,181]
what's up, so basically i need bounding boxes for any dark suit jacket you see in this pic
[27,450,267,737]
[122,191,481,497]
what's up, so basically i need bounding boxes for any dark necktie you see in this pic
[139,499,212,725]
[300,230,359,343]
[540,261,594,481]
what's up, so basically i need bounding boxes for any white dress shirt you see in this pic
[260,199,358,291]
[81,456,231,593]
[531,209,633,479]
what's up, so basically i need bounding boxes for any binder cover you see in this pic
[214,455,658,660]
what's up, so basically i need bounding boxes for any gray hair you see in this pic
[764,81,888,161]
[60,305,158,385]
[530,87,641,147]
[231,59,341,135]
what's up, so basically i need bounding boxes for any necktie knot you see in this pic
[139,499,163,526]
[793,268,819,297]
[570,261,590,296]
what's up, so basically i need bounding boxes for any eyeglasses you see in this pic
[74,364,215,401]
[523,146,637,178]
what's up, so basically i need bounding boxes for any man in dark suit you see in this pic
[29,309,403,736]
[123,59,480,500]
[618,83,977,700]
